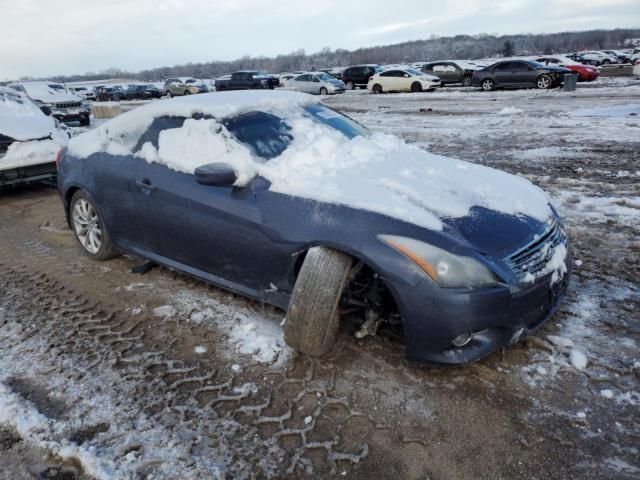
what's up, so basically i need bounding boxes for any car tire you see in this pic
[80,116,90,127]
[166,91,172,98]
[184,90,191,95]
[536,74,552,89]
[319,87,328,95]
[70,190,119,261]
[371,84,383,94]
[346,81,355,90]
[283,246,352,357]
[411,82,422,92]
[481,78,495,91]
[602,59,610,65]
[462,75,472,87]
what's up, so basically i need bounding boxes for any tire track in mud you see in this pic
[0,204,378,478]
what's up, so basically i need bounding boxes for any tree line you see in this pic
[46,28,640,82]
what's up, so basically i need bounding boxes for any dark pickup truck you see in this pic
[215,71,279,91]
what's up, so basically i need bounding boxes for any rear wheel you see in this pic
[284,247,352,357]
[319,87,328,95]
[70,190,118,261]
[346,81,355,90]
[481,78,495,91]
[536,74,552,89]
[411,82,422,92]
[166,91,172,98]
[184,90,191,95]
[371,84,383,94]
[602,59,610,65]
[462,75,472,87]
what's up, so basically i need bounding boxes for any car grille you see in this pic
[504,218,567,282]
[54,101,82,109]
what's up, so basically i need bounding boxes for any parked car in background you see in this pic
[215,71,279,91]
[286,72,346,95]
[95,86,124,102]
[421,61,481,86]
[318,67,344,79]
[125,84,163,100]
[70,86,96,101]
[472,60,571,91]
[367,68,441,93]
[278,73,300,87]
[1,87,68,188]
[7,81,91,126]
[164,77,211,97]
[57,90,570,365]
[568,51,616,65]
[601,50,630,63]
[342,65,383,90]
[534,55,599,82]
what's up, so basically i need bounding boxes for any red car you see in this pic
[535,56,599,82]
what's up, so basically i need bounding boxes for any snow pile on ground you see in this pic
[67,90,553,231]
[1,138,64,169]
[165,289,291,365]
[497,106,523,115]
[571,104,640,117]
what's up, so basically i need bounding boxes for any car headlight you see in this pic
[379,235,499,289]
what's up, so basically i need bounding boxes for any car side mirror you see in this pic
[195,163,238,186]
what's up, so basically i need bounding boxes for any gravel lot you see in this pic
[1,78,639,479]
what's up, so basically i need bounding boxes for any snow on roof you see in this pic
[68,90,551,230]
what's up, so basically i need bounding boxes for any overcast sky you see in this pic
[1,0,638,79]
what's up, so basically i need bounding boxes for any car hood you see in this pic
[0,98,57,141]
[444,207,547,254]
[23,88,82,104]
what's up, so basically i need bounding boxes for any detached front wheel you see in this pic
[70,190,119,261]
[284,247,352,357]
[536,74,552,89]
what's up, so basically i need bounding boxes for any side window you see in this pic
[512,62,528,70]
[380,71,394,77]
[134,116,187,152]
[445,64,458,72]
[432,64,446,72]
[223,111,293,160]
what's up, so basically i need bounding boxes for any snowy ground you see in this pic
[0,76,639,479]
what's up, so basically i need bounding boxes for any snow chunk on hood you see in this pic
[68,91,552,231]
[259,115,552,230]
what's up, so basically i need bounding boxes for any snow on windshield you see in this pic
[0,87,58,142]
[68,91,552,230]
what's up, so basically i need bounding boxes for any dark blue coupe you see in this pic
[57,91,570,364]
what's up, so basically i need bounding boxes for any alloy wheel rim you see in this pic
[538,77,550,88]
[482,80,492,90]
[73,199,102,254]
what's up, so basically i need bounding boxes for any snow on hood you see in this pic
[19,82,82,104]
[68,91,552,231]
[0,87,57,141]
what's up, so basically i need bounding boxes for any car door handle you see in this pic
[135,179,157,192]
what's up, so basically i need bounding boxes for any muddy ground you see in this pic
[1,78,639,479]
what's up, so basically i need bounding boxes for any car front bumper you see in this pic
[51,108,90,124]
[388,246,572,365]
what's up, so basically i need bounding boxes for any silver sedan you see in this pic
[286,72,346,95]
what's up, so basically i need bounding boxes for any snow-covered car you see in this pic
[367,68,441,93]
[0,87,68,188]
[57,91,570,365]
[7,81,91,126]
[534,55,600,82]
[601,50,630,63]
[286,72,346,95]
[569,51,617,66]
[164,77,211,97]
[70,86,96,101]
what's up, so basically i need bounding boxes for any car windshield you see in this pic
[374,66,384,73]
[223,105,368,160]
[185,79,196,84]
[316,73,334,81]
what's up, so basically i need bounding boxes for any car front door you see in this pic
[493,62,515,86]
